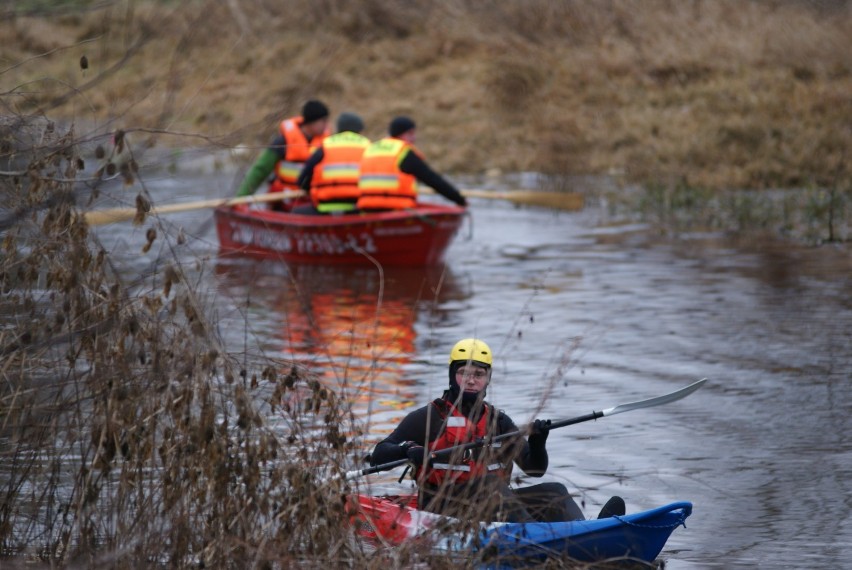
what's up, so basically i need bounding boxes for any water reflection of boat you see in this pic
[214,203,466,266]
[214,260,469,432]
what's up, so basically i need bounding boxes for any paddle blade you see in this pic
[461,189,584,211]
[84,208,139,226]
[601,378,707,417]
[496,190,584,211]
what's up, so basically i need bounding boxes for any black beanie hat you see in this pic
[301,100,330,124]
[389,116,416,137]
[336,112,364,133]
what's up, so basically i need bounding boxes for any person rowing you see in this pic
[369,338,625,523]
[235,99,330,210]
[356,116,467,211]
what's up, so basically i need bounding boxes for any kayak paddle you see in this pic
[345,378,707,481]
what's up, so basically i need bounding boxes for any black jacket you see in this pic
[370,395,548,477]
[298,146,467,207]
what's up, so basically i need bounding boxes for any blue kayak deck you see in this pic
[475,501,693,564]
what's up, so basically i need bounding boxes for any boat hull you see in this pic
[214,204,465,266]
[348,494,691,564]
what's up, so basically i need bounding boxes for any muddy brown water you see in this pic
[94,168,851,568]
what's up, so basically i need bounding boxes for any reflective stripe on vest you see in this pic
[311,132,370,211]
[356,138,418,210]
[270,116,327,193]
[419,402,508,486]
[430,463,503,472]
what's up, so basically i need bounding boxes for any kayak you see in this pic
[348,494,692,565]
[214,201,466,266]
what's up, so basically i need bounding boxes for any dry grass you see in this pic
[1,0,849,191]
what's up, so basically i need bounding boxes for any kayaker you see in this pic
[356,116,467,211]
[235,99,330,210]
[295,112,370,215]
[370,338,626,523]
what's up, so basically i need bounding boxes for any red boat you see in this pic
[214,202,466,266]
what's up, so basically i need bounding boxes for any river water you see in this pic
[92,165,851,569]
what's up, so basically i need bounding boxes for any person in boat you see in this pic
[235,99,330,211]
[356,116,467,211]
[370,338,626,523]
[294,112,370,215]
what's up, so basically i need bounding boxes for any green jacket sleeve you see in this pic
[236,149,279,196]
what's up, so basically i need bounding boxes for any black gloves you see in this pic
[528,419,551,450]
[400,441,430,468]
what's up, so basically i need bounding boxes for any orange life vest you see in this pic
[356,137,420,211]
[269,116,328,194]
[310,131,371,212]
[418,401,508,486]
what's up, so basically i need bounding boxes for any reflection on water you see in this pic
[213,259,470,435]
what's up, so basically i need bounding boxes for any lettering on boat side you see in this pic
[373,225,423,236]
[228,222,377,255]
[294,231,377,255]
[230,224,293,252]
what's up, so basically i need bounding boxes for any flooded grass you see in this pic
[591,178,852,245]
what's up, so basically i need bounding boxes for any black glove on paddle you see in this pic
[528,419,551,450]
[400,441,429,468]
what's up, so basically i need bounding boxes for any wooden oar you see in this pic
[455,188,584,211]
[84,185,583,226]
[83,191,304,226]
[343,378,707,481]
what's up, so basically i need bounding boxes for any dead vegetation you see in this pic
[0,120,370,568]
[1,0,850,191]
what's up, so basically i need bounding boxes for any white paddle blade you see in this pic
[601,378,707,417]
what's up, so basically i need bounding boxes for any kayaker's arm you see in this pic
[369,404,441,466]
[497,412,548,477]
[399,150,467,207]
[297,147,324,191]
[235,136,287,197]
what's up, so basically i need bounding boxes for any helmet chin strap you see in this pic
[447,381,487,407]
[461,390,485,405]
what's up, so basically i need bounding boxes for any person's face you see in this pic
[304,118,329,138]
[399,128,416,144]
[455,364,490,393]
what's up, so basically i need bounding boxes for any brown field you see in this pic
[2,0,850,190]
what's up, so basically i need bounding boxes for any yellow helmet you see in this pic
[448,338,493,367]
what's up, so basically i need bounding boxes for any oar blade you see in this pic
[458,188,585,212]
[498,190,584,211]
[602,378,707,417]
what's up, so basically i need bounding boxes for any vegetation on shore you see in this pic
[3,0,850,192]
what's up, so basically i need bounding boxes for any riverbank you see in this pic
[3,0,850,194]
